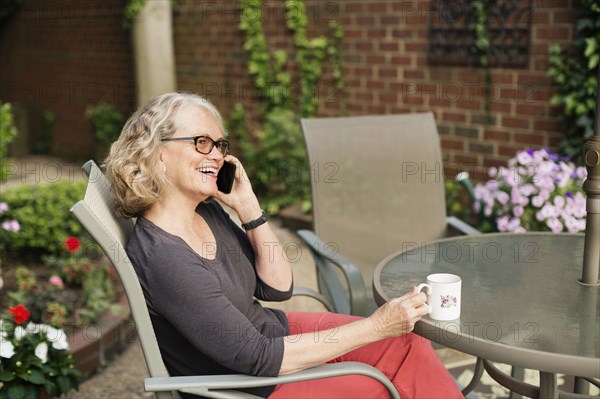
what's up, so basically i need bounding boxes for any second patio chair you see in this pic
[298,112,480,316]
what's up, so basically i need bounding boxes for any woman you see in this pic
[105,92,462,398]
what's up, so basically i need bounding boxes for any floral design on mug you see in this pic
[440,294,457,308]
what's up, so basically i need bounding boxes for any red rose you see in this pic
[9,304,30,325]
[65,236,81,253]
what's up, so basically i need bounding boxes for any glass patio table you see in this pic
[372,233,600,398]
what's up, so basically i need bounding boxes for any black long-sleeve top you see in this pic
[127,201,293,398]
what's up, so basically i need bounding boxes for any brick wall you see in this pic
[0,0,577,177]
[0,0,136,160]
[173,0,578,180]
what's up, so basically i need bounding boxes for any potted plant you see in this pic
[473,148,587,233]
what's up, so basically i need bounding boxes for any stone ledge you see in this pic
[68,295,136,376]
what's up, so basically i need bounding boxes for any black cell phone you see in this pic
[217,161,236,193]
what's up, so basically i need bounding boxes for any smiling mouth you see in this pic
[197,166,218,181]
[197,166,217,175]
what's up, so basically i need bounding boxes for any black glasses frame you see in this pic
[161,135,230,156]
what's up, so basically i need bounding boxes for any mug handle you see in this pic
[416,283,432,314]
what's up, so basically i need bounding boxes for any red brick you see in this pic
[443,112,467,123]
[485,129,511,141]
[534,119,560,132]
[368,28,387,38]
[368,2,389,13]
[390,56,412,65]
[367,55,386,64]
[379,93,398,103]
[515,132,545,145]
[489,72,514,84]
[404,69,424,80]
[441,137,465,151]
[531,10,550,24]
[517,73,552,85]
[516,103,547,117]
[405,42,427,52]
[392,29,413,38]
[553,10,577,24]
[502,117,530,129]
[381,16,400,25]
[535,26,571,41]
[356,16,375,25]
[454,154,479,165]
[379,42,399,52]
[429,98,453,107]
[378,68,398,78]
[355,41,374,51]
[499,145,521,157]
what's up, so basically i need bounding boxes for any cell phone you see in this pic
[217,161,236,194]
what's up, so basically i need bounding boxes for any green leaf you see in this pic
[28,369,46,385]
[0,369,15,382]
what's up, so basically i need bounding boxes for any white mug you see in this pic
[417,273,461,321]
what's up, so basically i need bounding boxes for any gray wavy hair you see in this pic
[104,92,224,218]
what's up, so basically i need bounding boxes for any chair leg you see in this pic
[509,366,524,399]
[574,377,590,395]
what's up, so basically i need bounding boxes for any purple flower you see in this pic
[0,202,8,213]
[2,220,20,232]
[473,149,587,234]
[546,218,564,233]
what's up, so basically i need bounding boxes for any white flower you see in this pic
[14,326,26,340]
[35,342,49,363]
[41,325,69,350]
[0,335,15,358]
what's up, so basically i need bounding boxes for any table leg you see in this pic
[461,357,485,396]
[539,372,558,399]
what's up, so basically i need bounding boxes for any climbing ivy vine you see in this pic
[231,0,346,214]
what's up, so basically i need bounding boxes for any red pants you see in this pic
[269,312,462,399]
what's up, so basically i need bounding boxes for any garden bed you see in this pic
[1,259,134,377]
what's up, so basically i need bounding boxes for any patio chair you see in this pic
[297,112,480,316]
[70,160,400,399]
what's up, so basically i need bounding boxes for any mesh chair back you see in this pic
[70,161,173,399]
[301,113,447,287]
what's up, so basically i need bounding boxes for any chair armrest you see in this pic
[296,229,369,316]
[292,286,335,312]
[446,216,481,236]
[144,362,400,399]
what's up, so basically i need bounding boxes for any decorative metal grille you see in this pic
[428,0,533,68]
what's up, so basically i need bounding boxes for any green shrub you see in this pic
[0,102,18,181]
[85,103,125,151]
[547,0,599,162]
[1,180,86,256]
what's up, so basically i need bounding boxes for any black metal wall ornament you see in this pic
[428,0,533,68]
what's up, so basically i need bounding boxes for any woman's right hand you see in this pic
[368,287,429,339]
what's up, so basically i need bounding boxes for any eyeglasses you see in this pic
[161,135,230,156]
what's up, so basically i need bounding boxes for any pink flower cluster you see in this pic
[0,202,20,232]
[474,149,587,233]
